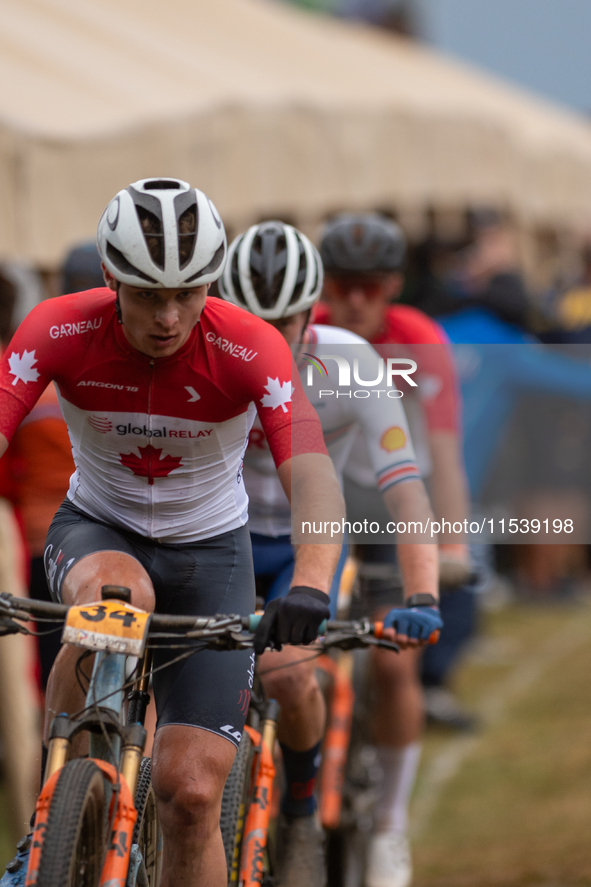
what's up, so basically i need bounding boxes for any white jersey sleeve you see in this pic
[303,326,420,491]
[242,325,421,537]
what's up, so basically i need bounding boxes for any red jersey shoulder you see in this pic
[201,298,290,363]
[200,298,292,397]
[12,288,115,346]
[381,305,449,346]
[312,302,448,346]
[3,289,115,388]
[312,304,330,326]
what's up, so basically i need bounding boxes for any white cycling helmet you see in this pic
[218,221,323,320]
[97,177,227,288]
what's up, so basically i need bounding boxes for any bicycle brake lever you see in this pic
[370,638,400,652]
[203,630,254,651]
[320,633,399,653]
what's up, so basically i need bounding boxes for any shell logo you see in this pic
[380,426,406,452]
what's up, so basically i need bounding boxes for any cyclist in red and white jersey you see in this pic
[0,179,344,887]
[316,214,470,887]
[219,221,441,887]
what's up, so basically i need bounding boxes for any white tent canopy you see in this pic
[2,0,591,265]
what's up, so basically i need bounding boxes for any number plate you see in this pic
[62,600,151,655]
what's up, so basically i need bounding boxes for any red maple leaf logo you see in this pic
[119,444,182,485]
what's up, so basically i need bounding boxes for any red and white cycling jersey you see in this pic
[0,289,325,542]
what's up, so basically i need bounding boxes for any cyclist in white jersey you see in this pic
[219,222,441,887]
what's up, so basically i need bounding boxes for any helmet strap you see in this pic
[301,309,312,339]
[114,282,123,324]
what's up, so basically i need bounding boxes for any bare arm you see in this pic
[277,453,345,594]
[428,430,471,583]
[0,434,7,460]
[382,479,439,602]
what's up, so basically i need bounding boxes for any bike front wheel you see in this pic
[220,731,255,885]
[131,757,163,887]
[36,758,106,887]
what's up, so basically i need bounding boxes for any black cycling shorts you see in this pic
[44,500,256,747]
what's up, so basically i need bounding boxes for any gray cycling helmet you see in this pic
[62,242,104,294]
[97,177,226,288]
[219,221,323,320]
[320,213,405,274]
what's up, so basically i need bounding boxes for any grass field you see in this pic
[412,599,591,887]
[0,597,590,884]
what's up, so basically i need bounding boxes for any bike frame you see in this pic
[317,652,356,831]
[28,646,149,887]
[235,700,280,887]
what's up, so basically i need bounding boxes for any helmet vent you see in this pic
[136,207,165,269]
[287,241,308,307]
[105,242,157,284]
[250,229,287,309]
[230,250,247,306]
[144,180,181,190]
[178,205,197,269]
[184,243,226,283]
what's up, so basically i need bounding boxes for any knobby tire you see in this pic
[36,758,106,887]
[132,757,162,887]
[220,732,255,885]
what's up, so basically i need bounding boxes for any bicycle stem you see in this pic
[127,648,153,725]
[88,651,126,763]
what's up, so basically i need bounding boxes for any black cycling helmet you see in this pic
[319,213,406,274]
[219,221,323,320]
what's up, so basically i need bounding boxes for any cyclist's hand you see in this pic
[253,586,330,654]
[383,602,442,647]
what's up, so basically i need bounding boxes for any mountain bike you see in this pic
[0,589,398,887]
[226,619,402,887]
[0,586,271,887]
[318,636,440,887]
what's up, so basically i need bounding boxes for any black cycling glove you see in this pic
[253,586,330,655]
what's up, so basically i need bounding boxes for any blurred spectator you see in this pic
[417,217,591,602]
[8,386,75,688]
[540,243,591,344]
[61,242,104,294]
[0,271,16,343]
[411,210,532,339]
[2,244,99,689]
[3,263,45,330]
[0,270,18,524]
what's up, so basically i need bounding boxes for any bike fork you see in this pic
[318,652,355,830]
[240,699,280,887]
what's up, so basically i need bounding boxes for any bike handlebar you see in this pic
[0,593,437,645]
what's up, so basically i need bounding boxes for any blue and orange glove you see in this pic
[253,586,330,654]
[383,593,443,641]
